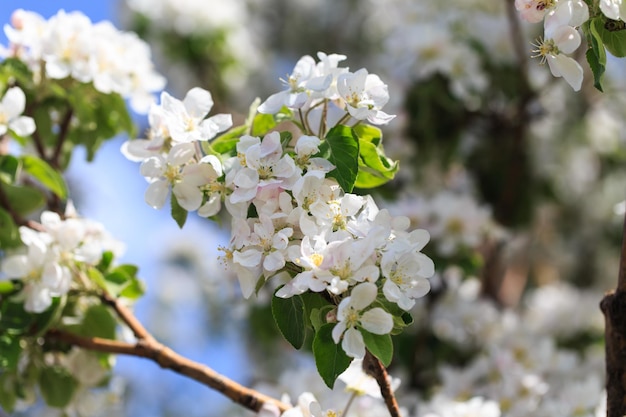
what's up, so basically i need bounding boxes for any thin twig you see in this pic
[50,108,74,170]
[45,328,291,414]
[362,350,401,417]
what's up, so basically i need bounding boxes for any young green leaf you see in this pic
[0,334,22,371]
[38,366,78,408]
[77,305,117,340]
[0,372,17,412]
[251,113,277,137]
[594,17,626,57]
[318,125,359,192]
[586,19,607,91]
[313,323,352,388]
[171,193,188,228]
[271,290,306,349]
[0,154,19,182]
[361,330,393,367]
[210,125,247,155]
[20,155,68,199]
[0,207,21,249]
[352,124,399,189]
[0,183,45,215]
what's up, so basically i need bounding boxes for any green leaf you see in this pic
[318,125,359,192]
[0,207,21,249]
[0,301,33,334]
[271,290,306,349]
[20,155,68,199]
[353,125,399,189]
[312,323,352,388]
[361,330,393,367]
[301,292,332,327]
[251,113,277,137]
[38,366,78,408]
[593,16,626,57]
[96,251,115,272]
[171,193,188,228]
[0,154,19,183]
[0,372,17,413]
[77,305,117,340]
[210,125,247,155]
[0,183,45,215]
[102,265,142,298]
[0,334,22,370]
[119,277,146,300]
[586,19,607,91]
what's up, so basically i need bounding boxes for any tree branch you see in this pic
[601,208,626,417]
[362,350,401,417]
[99,291,153,342]
[50,108,73,170]
[45,328,291,414]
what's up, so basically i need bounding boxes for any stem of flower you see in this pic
[342,391,358,417]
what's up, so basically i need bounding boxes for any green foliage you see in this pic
[251,113,277,137]
[89,263,144,300]
[210,125,247,155]
[0,207,21,248]
[586,18,607,91]
[0,155,19,183]
[317,125,360,192]
[312,323,352,388]
[0,333,22,371]
[0,183,45,215]
[74,305,117,340]
[66,84,135,163]
[353,124,399,189]
[20,155,68,199]
[271,291,306,349]
[595,17,626,57]
[0,372,18,412]
[171,193,188,229]
[361,330,393,367]
[38,366,78,408]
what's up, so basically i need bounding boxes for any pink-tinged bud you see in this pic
[326,308,337,323]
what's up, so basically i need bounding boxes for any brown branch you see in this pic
[45,328,291,414]
[50,108,73,170]
[99,291,153,342]
[602,208,626,416]
[362,350,401,417]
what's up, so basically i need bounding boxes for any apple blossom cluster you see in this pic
[515,0,589,91]
[2,9,165,113]
[0,208,124,313]
[122,54,435,359]
[258,52,395,129]
[121,87,233,213]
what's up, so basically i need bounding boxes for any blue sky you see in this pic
[0,2,249,415]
